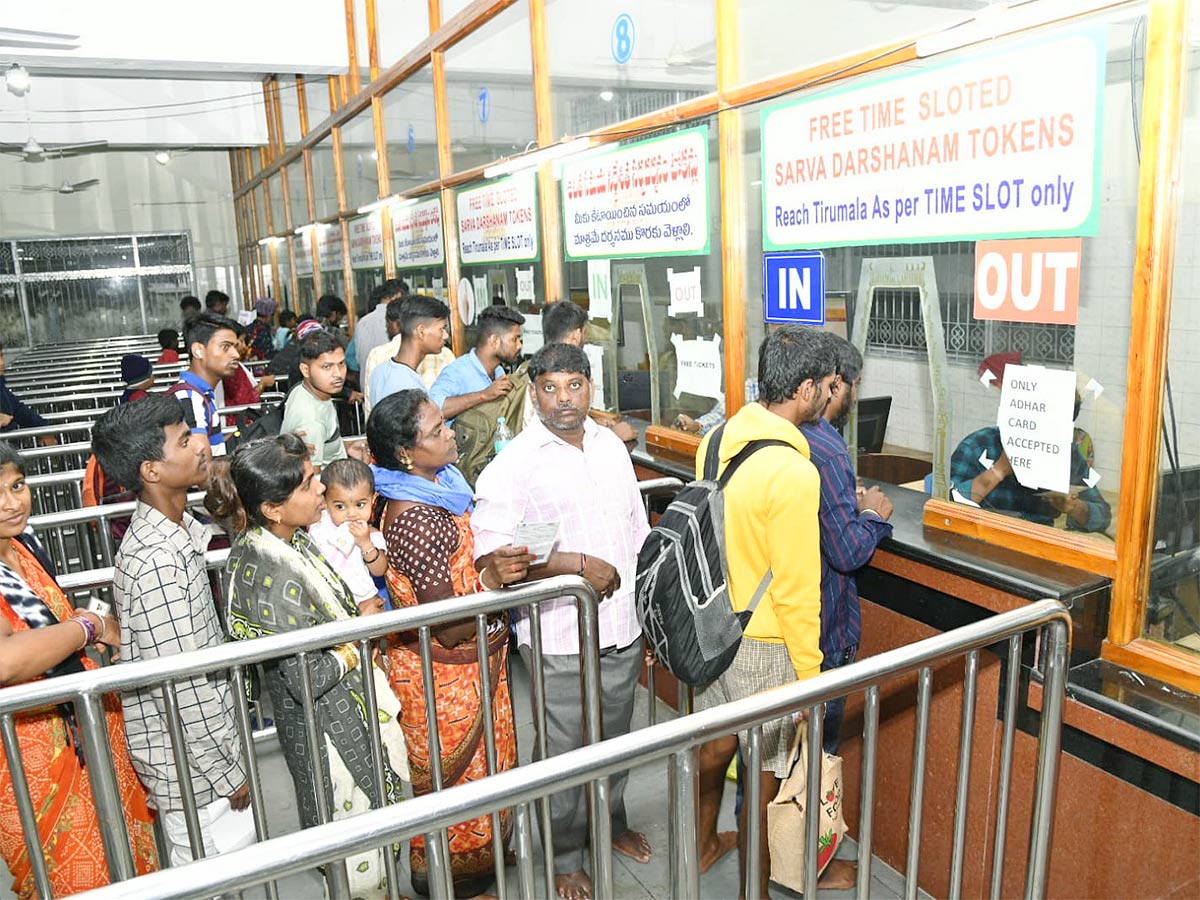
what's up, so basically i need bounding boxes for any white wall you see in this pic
[0,150,242,302]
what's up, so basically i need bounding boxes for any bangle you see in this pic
[578,553,587,577]
[477,569,495,592]
[73,613,98,649]
[362,547,381,564]
[331,643,360,674]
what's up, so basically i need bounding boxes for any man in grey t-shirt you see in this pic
[283,330,367,469]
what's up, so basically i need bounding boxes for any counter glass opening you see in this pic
[737,16,1145,548]
[272,240,293,313]
[1146,43,1200,659]
[292,233,315,315]
[317,224,345,298]
[549,119,723,432]
[348,212,386,320]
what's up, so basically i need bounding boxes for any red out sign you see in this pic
[973,238,1082,325]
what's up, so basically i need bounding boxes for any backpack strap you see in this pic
[702,423,726,481]
[715,435,802,616]
[717,438,796,489]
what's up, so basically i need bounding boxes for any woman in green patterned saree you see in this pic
[206,432,409,898]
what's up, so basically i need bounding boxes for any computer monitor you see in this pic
[1155,463,1200,554]
[855,396,892,454]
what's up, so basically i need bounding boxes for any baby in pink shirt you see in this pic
[308,458,389,614]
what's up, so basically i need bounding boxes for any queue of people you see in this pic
[0,287,901,900]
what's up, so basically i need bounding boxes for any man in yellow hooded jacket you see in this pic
[693,324,836,898]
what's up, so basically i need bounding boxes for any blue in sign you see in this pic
[763,251,825,325]
[476,87,490,123]
[407,124,415,154]
[611,13,635,65]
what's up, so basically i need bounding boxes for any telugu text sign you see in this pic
[561,126,710,260]
[349,211,385,269]
[973,237,1081,325]
[393,197,445,270]
[762,29,1103,249]
[457,174,539,265]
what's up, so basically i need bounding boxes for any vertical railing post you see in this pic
[904,668,933,900]
[991,634,1023,900]
[576,585,612,900]
[74,692,136,882]
[1025,618,1069,899]
[949,650,979,900]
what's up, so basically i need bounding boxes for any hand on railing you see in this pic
[581,554,621,600]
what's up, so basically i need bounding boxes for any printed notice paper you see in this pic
[587,259,613,320]
[996,363,1076,493]
[670,334,723,400]
[667,267,703,316]
[349,211,385,269]
[584,344,606,409]
[516,268,535,302]
[523,313,544,354]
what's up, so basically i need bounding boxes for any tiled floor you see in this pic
[1,655,931,899]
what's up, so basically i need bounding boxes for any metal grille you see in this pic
[841,242,1075,367]
[0,233,193,349]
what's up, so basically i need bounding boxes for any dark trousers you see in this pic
[518,639,643,874]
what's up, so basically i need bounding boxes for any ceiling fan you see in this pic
[1,134,108,161]
[15,178,100,194]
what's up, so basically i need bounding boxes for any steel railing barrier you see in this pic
[28,492,209,575]
[0,576,606,900]
[65,600,1072,900]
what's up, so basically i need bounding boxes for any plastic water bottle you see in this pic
[494,416,513,455]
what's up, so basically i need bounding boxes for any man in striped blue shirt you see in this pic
[798,335,893,756]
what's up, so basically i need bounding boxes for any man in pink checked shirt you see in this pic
[472,342,652,900]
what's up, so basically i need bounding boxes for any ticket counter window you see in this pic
[458,263,544,350]
[553,120,724,432]
[738,17,1141,547]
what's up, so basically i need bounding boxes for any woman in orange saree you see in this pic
[368,390,533,898]
[0,442,158,898]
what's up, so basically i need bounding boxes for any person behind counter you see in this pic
[951,383,1110,533]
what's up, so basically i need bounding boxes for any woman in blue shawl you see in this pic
[367,389,532,898]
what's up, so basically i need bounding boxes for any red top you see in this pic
[155,348,180,364]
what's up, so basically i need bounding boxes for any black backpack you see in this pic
[634,424,796,686]
[225,401,285,453]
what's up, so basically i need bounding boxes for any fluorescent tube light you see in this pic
[357,195,398,215]
[483,137,593,180]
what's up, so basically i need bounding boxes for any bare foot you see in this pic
[818,859,857,891]
[612,830,652,864]
[699,830,737,873]
[555,869,592,900]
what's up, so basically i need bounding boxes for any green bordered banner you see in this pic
[760,27,1105,250]
[561,124,711,261]
[457,173,540,265]
[392,196,445,270]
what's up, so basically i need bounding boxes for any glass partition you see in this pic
[287,159,309,230]
[267,174,287,234]
[311,138,340,220]
[444,0,536,173]
[318,223,346,298]
[304,75,333,133]
[736,0,971,84]
[376,0,430,65]
[279,75,303,145]
[545,0,716,141]
[273,239,293,311]
[293,234,315,315]
[341,106,380,212]
[382,66,440,192]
